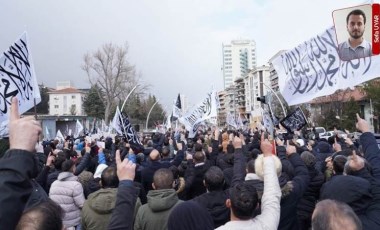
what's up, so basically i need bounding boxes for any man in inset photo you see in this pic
[338,9,372,61]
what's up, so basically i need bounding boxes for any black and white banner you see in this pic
[0,32,41,121]
[179,91,218,135]
[272,26,380,106]
[280,107,307,132]
[172,93,182,119]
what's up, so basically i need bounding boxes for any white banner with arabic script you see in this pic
[179,91,218,133]
[272,26,380,106]
[0,32,41,121]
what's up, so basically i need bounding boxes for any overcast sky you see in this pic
[0,0,373,112]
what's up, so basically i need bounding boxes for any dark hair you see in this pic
[246,159,256,173]
[204,166,225,191]
[193,151,205,164]
[162,146,170,158]
[227,144,235,154]
[229,182,258,220]
[101,166,119,188]
[194,143,203,152]
[346,9,366,25]
[153,168,174,190]
[61,159,74,172]
[54,152,66,170]
[16,199,63,230]
[312,199,362,230]
[333,155,347,175]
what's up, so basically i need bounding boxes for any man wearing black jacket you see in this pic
[0,97,42,230]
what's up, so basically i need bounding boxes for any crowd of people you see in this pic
[1,97,380,230]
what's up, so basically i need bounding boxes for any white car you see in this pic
[319,130,347,140]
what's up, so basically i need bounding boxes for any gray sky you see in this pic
[0,0,371,113]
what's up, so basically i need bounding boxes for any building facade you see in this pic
[268,50,286,92]
[222,40,256,89]
[48,82,86,116]
[244,65,271,124]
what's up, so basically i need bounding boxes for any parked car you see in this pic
[319,130,347,141]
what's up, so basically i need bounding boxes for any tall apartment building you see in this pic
[222,40,256,89]
[268,50,286,92]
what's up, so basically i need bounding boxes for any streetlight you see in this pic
[121,84,138,111]
[146,100,160,131]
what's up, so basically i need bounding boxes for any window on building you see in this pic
[54,105,59,109]
[72,95,76,99]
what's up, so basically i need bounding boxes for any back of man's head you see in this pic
[193,151,205,164]
[150,149,160,161]
[204,166,225,191]
[194,143,203,152]
[333,155,347,174]
[161,146,170,158]
[101,166,119,188]
[229,182,258,220]
[312,199,362,230]
[246,159,256,174]
[153,168,174,190]
[16,199,63,230]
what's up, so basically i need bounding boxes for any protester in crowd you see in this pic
[0,97,42,230]
[192,166,230,228]
[167,201,214,230]
[312,199,362,230]
[297,151,325,230]
[216,135,281,229]
[134,168,183,230]
[81,166,141,230]
[49,159,85,229]
[108,150,139,230]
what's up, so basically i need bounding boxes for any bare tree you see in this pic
[82,42,138,123]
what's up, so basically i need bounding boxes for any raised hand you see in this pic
[9,97,41,152]
[356,113,370,133]
[260,133,273,157]
[115,149,136,181]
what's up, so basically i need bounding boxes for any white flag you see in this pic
[45,126,50,140]
[56,130,64,141]
[0,32,41,122]
[75,119,83,138]
[226,113,238,129]
[179,91,218,133]
[112,106,123,135]
[272,26,380,106]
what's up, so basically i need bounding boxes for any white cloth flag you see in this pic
[56,130,64,141]
[272,26,380,106]
[75,119,83,138]
[0,32,41,122]
[165,114,172,130]
[111,106,123,135]
[262,108,274,137]
[226,113,238,129]
[179,91,218,134]
[45,126,50,140]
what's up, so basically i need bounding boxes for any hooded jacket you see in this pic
[134,189,182,230]
[49,172,85,228]
[81,188,117,230]
[81,187,142,230]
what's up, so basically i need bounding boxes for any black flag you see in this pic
[118,112,143,146]
[280,107,307,132]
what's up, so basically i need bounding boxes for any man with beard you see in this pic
[338,9,372,61]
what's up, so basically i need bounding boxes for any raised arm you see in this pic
[108,150,138,230]
[254,134,282,229]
